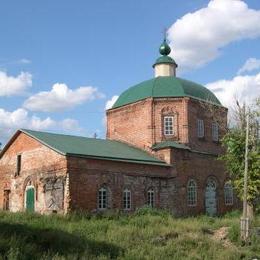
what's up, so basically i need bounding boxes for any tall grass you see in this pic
[0,209,259,260]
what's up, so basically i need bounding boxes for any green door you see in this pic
[26,187,35,212]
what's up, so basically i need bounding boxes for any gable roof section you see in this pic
[0,129,168,166]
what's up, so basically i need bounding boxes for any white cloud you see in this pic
[60,118,83,132]
[206,72,260,108]
[237,58,260,74]
[105,95,119,110]
[0,71,32,96]
[24,83,105,112]
[0,108,55,141]
[167,0,260,71]
[18,59,31,64]
[0,108,84,144]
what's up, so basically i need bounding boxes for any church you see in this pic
[0,39,238,216]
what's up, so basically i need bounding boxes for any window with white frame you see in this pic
[197,119,204,138]
[224,182,233,205]
[212,122,219,141]
[164,116,174,135]
[147,189,154,207]
[98,187,107,209]
[123,189,131,210]
[187,179,197,206]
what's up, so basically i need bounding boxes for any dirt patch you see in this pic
[211,227,234,248]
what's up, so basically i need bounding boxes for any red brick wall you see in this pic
[67,156,177,212]
[187,99,227,154]
[0,132,67,213]
[153,98,188,144]
[171,148,239,215]
[106,99,153,151]
[107,97,227,156]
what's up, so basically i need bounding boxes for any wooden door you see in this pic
[26,187,35,212]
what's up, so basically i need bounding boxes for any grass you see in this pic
[0,208,259,260]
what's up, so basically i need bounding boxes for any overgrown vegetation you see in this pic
[220,98,260,212]
[0,209,259,260]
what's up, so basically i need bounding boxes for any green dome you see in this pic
[112,76,222,109]
[153,56,177,68]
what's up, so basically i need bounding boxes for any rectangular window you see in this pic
[98,188,107,209]
[123,189,131,210]
[164,116,174,135]
[16,154,22,176]
[147,189,154,207]
[212,122,219,141]
[197,119,204,138]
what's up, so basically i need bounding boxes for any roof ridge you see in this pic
[21,128,106,141]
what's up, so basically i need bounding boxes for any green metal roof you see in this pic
[20,129,168,166]
[112,76,222,109]
[153,56,177,68]
[152,141,191,151]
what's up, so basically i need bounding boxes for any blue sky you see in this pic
[1,0,260,145]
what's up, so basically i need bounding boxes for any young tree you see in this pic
[221,98,260,213]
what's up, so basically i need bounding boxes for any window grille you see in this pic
[197,119,204,138]
[164,116,174,135]
[224,182,233,205]
[147,189,154,207]
[212,122,219,141]
[123,189,131,210]
[98,187,107,209]
[187,179,197,206]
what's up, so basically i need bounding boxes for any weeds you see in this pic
[0,210,259,260]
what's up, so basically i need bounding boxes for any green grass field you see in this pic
[0,208,259,260]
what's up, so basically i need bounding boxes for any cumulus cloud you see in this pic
[237,58,260,74]
[0,108,84,144]
[60,118,83,132]
[105,95,119,110]
[0,108,55,140]
[0,71,32,96]
[24,83,105,112]
[167,0,260,71]
[206,72,260,108]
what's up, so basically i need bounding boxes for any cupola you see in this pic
[153,38,178,77]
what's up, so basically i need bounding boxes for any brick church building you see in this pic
[0,39,238,216]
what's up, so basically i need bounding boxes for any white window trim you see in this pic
[147,189,155,207]
[98,187,107,210]
[197,119,204,138]
[212,122,219,141]
[187,179,197,207]
[123,189,131,210]
[164,116,174,136]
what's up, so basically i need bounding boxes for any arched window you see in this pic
[123,189,131,210]
[224,182,233,205]
[187,179,197,206]
[147,189,154,207]
[98,187,107,209]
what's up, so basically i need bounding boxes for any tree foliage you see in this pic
[220,98,260,210]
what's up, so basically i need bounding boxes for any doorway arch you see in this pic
[205,178,217,216]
